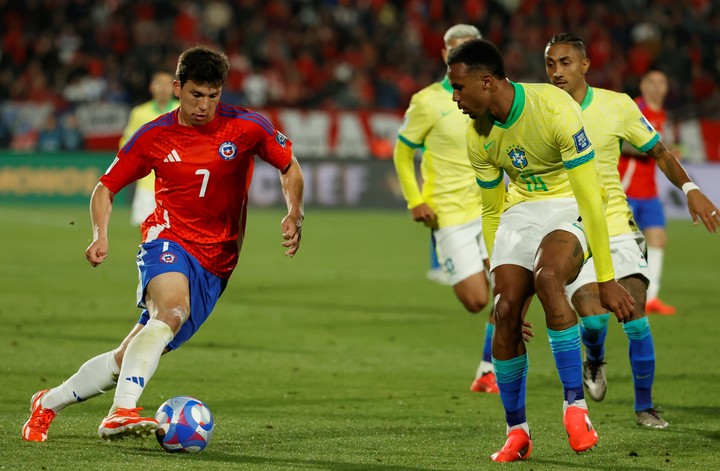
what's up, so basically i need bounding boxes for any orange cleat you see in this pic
[563,406,598,452]
[646,298,676,315]
[22,390,56,442]
[470,372,500,393]
[490,429,532,462]
[98,407,158,440]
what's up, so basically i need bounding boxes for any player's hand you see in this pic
[686,190,720,233]
[411,203,437,229]
[522,320,534,343]
[598,280,634,322]
[281,212,303,257]
[85,238,108,267]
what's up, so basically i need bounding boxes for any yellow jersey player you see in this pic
[119,71,179,225]
[393,24,500,394]
[447,38,635,462]
[545,33,720,429]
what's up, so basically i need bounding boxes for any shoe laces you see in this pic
[585,361,606,381]
[30,408,55,428]
[641,407,664,418]
[113,407,144,417]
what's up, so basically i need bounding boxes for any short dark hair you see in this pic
[642,67,667,80]
[446,39,506,79]
[175,46,229,88]
[546,33,587,58]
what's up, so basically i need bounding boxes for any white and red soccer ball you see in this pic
[154,396,214,453]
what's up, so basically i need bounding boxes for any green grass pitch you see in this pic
[1,204,719,470]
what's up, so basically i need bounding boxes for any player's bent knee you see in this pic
[154,307,189,334]
[459,294,488,313]
[493,297,523,331]
[534,267,567,298]
[464,300,487,313]
[454,276,489,313]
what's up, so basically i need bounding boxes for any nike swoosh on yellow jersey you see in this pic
[483,140,495,150]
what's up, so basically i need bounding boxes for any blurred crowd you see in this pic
[1,0,719,126]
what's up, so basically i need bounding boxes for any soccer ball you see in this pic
[154,396,214,453]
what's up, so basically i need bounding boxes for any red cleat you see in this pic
[22,390,56,442]
[646,298,676,315]
[98,407,158,440]
[563,406,598,452]
[490,429,532,462]
[470,372,499,393]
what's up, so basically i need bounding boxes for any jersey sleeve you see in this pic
[467,122,504,256]
[252,121,293,171]
[551,96,615,282]
[100,137,152,194]
[619,94,661,152]
[397,93,434,149]
[392,138,424,208]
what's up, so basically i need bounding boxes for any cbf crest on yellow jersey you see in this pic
[396,77,483,228]
[579,86,660,237]
[467,82,595,209]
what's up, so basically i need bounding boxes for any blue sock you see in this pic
[430,233,440,270]
[623,317,655,411]
[482,323,494,363]
[547,325,584,404]
[580,314,610,363]
[492,354,529,426]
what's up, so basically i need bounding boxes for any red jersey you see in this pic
[101,103,293,279]
[618,97,666,198]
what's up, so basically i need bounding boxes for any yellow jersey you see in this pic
[467,81,614,282]
[120,99,179,191]
[579,86,660,237]
[394,77,482,228]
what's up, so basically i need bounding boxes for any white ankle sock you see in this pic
[507,422,530,435]
[110,319,173,412]
[42,350,120,413]
[646,246,664,300]
[563,398,588,412]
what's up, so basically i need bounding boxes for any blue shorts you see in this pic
[627,197,666,230]
[136,239,227,351]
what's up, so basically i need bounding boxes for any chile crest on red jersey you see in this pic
[218,141,237,160]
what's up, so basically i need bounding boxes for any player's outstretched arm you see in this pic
[280,154,304,257]
[647,141,720,233]
[85,182,115,267]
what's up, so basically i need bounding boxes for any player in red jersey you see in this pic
[22,46,305,442]
[618,70,677,315]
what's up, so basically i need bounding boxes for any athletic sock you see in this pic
[547,325,585,406]
[493,354,529,427]
[475,323,495,377]
[41,350,120,413]
[623,317,655,411]
[646,246,664,300]
[580,314,610,363]
[110,319,173,413]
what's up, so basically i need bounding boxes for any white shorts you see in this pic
[434,216,488,286]
[566,232,650,298]
[490,198,588,272]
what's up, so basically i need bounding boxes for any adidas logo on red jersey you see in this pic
[164,149,182,162]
